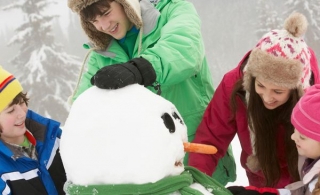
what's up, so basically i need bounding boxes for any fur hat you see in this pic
[0,67,23,112]
[68,0,142,50]
[244,12,311,172]
[243,12,311,95]
[291,84,320,142]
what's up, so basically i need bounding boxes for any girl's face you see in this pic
[0,101,27,145]
[91,1,133,40]
[254,78,291,110]
[291,129,320,159]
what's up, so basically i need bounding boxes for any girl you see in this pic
[188,12,320,188]
[228,84,320,194]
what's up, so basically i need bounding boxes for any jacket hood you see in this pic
[68,0,142,50]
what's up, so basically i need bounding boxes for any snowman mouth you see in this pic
[174,161,183,167]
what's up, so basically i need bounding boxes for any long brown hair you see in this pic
[246,77,300,186]
[230,61,300,186]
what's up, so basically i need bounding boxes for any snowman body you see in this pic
[60,85,230,195]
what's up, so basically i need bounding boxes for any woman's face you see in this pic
[254,78,291,110]
[291,129,320,159]
[90,1,133,40]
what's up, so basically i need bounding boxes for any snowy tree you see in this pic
[255,0,283,38]
[2,0,81,124]
[284,0,320,57]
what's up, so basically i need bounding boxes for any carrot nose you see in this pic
[183,142,217,154]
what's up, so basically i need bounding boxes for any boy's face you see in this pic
[90,1,133,40]
[291,129,320,159]
[0,101,27,145]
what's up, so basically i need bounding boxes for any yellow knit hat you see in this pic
[0,67,23,112]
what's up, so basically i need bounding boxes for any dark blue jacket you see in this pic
[0,110,66,195]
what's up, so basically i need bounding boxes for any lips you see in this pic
[109,24,118,33]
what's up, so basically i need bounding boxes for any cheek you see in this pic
[21,104,28,113]
[0,116,15,131]
[279,92,291,102]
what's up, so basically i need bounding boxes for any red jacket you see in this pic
[188,49,320,188]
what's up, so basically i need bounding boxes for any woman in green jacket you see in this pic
[68,0,235,185]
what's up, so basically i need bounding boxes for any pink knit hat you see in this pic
[243,12,311,96]
[291,84,320,142]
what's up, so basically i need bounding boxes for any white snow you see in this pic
[60,84,249,190]
[60,84,188,185]
[227,136,249,187]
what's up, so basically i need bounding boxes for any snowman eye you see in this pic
[161,113,175,133]
[172,112,183,124]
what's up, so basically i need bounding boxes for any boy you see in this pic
[0,67,66,195]
[67,0,235,185]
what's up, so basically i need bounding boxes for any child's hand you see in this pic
[91,57,156,89]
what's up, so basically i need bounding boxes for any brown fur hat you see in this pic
[243,12,311,95]
[244,12,311,172]
[68,0,142,50]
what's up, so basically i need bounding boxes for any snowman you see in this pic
[60,84,231,195]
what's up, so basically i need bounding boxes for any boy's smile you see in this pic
[0,102,27,145]
[91,1,133,40]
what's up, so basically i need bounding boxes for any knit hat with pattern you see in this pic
[0,67,23,112]
[243,12,311,96]
[291,84,320,142]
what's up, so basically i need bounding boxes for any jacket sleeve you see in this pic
[73,52,100,101]
[140,0,206,86]
[0,179,10,195]
[188,73,238,175]
[309,47,320,85]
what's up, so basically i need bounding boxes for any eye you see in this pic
[161,113,175,133]
[103,11,110,16]
[257,83,263,88]
[274,91,282,94]
[7,107,14,114]
[172,112,183,125]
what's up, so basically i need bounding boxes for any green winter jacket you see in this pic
[64,166,232,195]
[72,0,235,185]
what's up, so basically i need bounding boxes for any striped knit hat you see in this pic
[0,67,23,112]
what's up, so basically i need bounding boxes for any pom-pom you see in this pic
[284,12,308,38]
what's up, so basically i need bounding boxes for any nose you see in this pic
[16,104,26,118]
[291,131,297,141]
[262,91,274,103]
[95,18,109,32]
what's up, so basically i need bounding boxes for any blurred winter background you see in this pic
[1,0,320,187]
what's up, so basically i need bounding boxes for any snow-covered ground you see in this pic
[227,136,249,187]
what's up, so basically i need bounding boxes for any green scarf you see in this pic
[64,166,232,195]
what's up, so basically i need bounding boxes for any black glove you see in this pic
[227,186,278,195]
[91,57,156,89]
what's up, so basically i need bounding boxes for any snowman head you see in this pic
[61,85,192,185]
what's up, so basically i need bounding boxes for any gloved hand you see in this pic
[227,186,279,195]
[91,57,156,89]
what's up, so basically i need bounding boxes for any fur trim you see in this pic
[68,0,142,51]
[246,155,261,173]
[68,0,101,13]
[243,48,304,92]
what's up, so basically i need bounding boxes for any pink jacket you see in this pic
[188,49,320,188]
